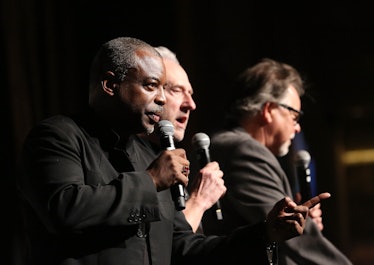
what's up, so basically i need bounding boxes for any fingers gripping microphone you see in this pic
[157,120,186,211]
[294,150,312,204]
[192,132,223,220]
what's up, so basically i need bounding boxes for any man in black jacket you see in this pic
[17,37,327,265]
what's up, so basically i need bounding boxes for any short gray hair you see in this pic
[226,58,304,125]
[154,46,180,64]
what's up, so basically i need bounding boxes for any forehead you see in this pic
[282,85,300,104]
[163,59,193,92]
[133,49,166,80]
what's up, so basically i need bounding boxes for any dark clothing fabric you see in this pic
[204,126,353,265]
[17,110,270,265]
[128,135,271,265]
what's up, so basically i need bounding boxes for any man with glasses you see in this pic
[203,58,352,264]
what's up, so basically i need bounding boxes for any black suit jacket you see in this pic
[16,112,271,265]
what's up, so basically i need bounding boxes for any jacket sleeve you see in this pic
[212,135,290,226]
[18,117,160,234]
[172,211,269,265]
[209,130,352,265]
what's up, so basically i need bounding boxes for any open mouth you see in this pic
[176,116,188,127]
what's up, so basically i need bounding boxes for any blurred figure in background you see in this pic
[204,58,352,264]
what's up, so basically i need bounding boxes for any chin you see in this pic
[144,124,154,135]
[174,130,185,143]
[278,151,289,157]
[278,144,290,157]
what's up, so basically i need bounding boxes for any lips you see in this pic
[175,116,188,129]
[148,113,161,124]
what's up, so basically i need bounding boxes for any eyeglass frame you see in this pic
[275,102,303,124]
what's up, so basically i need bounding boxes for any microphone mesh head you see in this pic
[294,150,311,169]
[192,132,210,150]
[157,120,174,136]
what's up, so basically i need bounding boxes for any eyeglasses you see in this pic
[276,103,303,124]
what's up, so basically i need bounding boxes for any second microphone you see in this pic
[192,132,223,220]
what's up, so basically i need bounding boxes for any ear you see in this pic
[261,102,274,124]
[101,71,118,96]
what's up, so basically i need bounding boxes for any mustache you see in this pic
[148,106,163,116]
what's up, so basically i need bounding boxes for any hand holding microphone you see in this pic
[156,120,188,211]
[191,132,225,220]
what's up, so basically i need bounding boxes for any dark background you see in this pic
[2,1,374,264]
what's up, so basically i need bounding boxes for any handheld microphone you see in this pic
[294,150,312,204]
[192,132,223,220]
[157,120,186,211]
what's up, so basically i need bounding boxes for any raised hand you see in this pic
[302,192,331,209]
[183,161,226,232]
[266,197,308,242]
[265,192,331,242]
[188,161,226,210]
[303,192,331,231]
[309,203,324,231]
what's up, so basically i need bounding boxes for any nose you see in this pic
[294,122,301,133]
[155,86,166,106]
[183,94,196,111]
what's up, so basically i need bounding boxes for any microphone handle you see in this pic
[162,138,186,211]
[215,200,223,220]
[171,184,186,211]
[296,166,312,204]
[196,148,223,220]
